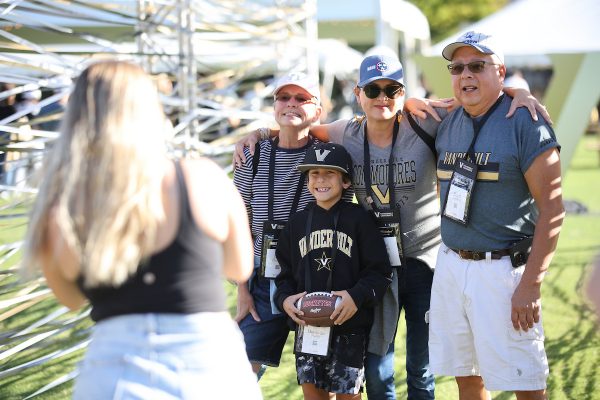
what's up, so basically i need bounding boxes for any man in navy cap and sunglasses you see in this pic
[429,30,564,400]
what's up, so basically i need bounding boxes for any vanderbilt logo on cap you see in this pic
[287,72,303,82]
[315,149,331,161]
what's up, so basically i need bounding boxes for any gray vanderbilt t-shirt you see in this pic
[328,112,442,269]
[436,95,560,251]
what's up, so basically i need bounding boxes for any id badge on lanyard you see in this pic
[442,158,478,226]
[260,221,285,279]
[442,95,503,226]
[259,137,307,279]
[363,115,403,267]
[371,208,403,267]
[294,324,332,357]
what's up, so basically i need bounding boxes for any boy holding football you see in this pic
[275,142,392,399]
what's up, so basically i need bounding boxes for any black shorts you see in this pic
[295,332,366,395]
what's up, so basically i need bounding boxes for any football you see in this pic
[296,291,341,327]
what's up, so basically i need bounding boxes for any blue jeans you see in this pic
[73,313,262,400]
[365,258,435,400]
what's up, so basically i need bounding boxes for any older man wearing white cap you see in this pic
[429,30,564,400]
[233,71,324,379]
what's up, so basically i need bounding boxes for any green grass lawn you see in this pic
[1,135,599,399]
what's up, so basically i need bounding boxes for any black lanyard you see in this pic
[363,114,406,267]
[464,95,504,162]
[304,206,341,293]
[267,137,307,221]
[363,113,400,208]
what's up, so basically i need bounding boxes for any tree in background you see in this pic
[408,0,509,42]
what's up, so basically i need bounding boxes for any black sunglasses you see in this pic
[447,60,499,75]
[361,83,404,99]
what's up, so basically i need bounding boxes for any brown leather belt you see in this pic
[450,247,511,261]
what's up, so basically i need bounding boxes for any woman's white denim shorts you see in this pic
[73,312,262,400]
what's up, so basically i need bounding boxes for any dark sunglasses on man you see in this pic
[360,83,404,99]
[446,60,499,75]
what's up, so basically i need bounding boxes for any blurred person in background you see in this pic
[504,69,531,92]
[0,82,17,184]
[22,60,262,400]
[15,89,41,121]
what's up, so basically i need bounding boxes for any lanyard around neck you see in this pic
[464,94,504,162]
[363,113,400,208]
[267,137,308,221]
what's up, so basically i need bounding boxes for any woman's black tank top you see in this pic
[80,161,226,322]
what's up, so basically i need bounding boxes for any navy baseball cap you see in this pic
[297,142,353,178]
[357,54,404,88]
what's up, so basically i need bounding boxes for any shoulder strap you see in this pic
[173,160,192,234]
[406,112,436,156]
[252,140,261,179]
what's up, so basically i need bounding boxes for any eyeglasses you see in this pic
[274,94,316,105]
[447,61,499,75]
[361,83,404,99]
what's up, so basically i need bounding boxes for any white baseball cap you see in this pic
[442,31,504,64]
[273,72,320,102]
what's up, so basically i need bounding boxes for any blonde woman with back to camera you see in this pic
[22,61,262,399]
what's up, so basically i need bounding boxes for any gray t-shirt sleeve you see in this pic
[514,110,560,173]
[327,119,350,144]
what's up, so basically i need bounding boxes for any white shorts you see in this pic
[428,245,548,391]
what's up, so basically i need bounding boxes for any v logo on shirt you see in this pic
[370,185,390,205]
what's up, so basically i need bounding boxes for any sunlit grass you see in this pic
[1,136,599,399]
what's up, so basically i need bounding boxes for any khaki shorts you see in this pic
[429,245,548,391]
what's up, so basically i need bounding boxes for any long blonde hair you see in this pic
[23,61,168,287]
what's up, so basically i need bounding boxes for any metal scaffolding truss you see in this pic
[0,1,318,398]
[0,0,319,142]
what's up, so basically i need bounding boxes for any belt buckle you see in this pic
[458,250,470,260]
[472,252,482,261]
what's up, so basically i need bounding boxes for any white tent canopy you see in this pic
[429,0,600,64]
[416,0,600,171]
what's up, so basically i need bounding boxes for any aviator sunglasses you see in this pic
[274,93,317,105]
[361,83,404,99]
[447,60,499,75]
